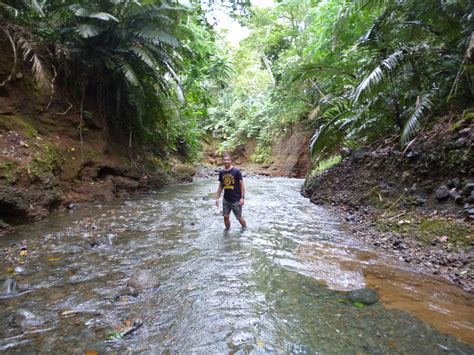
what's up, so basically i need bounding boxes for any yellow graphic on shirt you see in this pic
[223,173,235,189]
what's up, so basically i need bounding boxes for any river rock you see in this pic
[127,270,159,289]
[462,182,474,196]
[340,147,353,157]
[455,137,468,148]
[435,185,449,201]
[414,196,427,206]
[347,288,378,305]
[353,148,370,162]
[448,189,463,204]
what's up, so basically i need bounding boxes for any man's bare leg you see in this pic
[224,214,231,230]
[237,216,247,229]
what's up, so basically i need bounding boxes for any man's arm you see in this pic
[215,181,224,207]
[239,179,245,206]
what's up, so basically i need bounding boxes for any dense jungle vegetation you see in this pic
[0,0,472,163]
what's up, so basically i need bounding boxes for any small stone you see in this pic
[14,266,25,274]
[463,182,474,196]
[435,185,450,201]
[455,137,468,147]
[448,189,463,204]
[347,288,378,305]
[467,208,474,219]
[340,147,352,157]
[414,196,427,206]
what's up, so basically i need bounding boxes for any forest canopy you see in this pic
[1,0,472,162]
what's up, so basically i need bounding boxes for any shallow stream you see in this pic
[1,178,473,353]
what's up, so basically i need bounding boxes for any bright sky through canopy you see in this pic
[209,0,274,45]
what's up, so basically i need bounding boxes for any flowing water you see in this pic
[0,177,473,353]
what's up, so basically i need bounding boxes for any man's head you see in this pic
[222,153,232,169]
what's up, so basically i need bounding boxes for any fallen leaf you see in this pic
[353,301,365,309]
[84,350,98,355]
[48,257,60,261]
[19,250,28,257]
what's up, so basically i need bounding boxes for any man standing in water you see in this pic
[215,153,247,230]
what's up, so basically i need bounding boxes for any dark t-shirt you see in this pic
[218,167,243,203]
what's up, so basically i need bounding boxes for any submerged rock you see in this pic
[347,288,378,305]
[127,270,159,290]
[15,309,45,329]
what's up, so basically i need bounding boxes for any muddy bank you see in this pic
[0,87,195,236]
[303,118,474,292]
[201,124,312,178]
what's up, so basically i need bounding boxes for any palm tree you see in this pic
[1,0,189,150]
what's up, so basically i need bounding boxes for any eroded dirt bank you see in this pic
[0,69,194,236]
[201,124,312,178]
[303,116,474,292]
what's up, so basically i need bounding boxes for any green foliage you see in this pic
[204,0,472,162]
[1,0,471,164]
[308,155,342,178]
[0,0,223,161]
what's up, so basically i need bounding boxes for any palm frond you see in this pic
[133,28,180,47]
[353,65,385,102]
[89,12,119,22]
[163,60,184,103]
[70,4,119,22]
[27,0,45,17]
[310,100,350,158]
[74,24,101,38]
[130,46,158,70]
[69,4,90,17]
[116,58,140,87]
[0,3,19,17]
[400,94,432,148]
[292,63,356,82]
[16,33,51,92]
[343,0,395,16]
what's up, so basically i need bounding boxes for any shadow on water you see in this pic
[0,177,473,352]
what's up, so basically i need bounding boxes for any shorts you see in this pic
[223,199,242,218]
